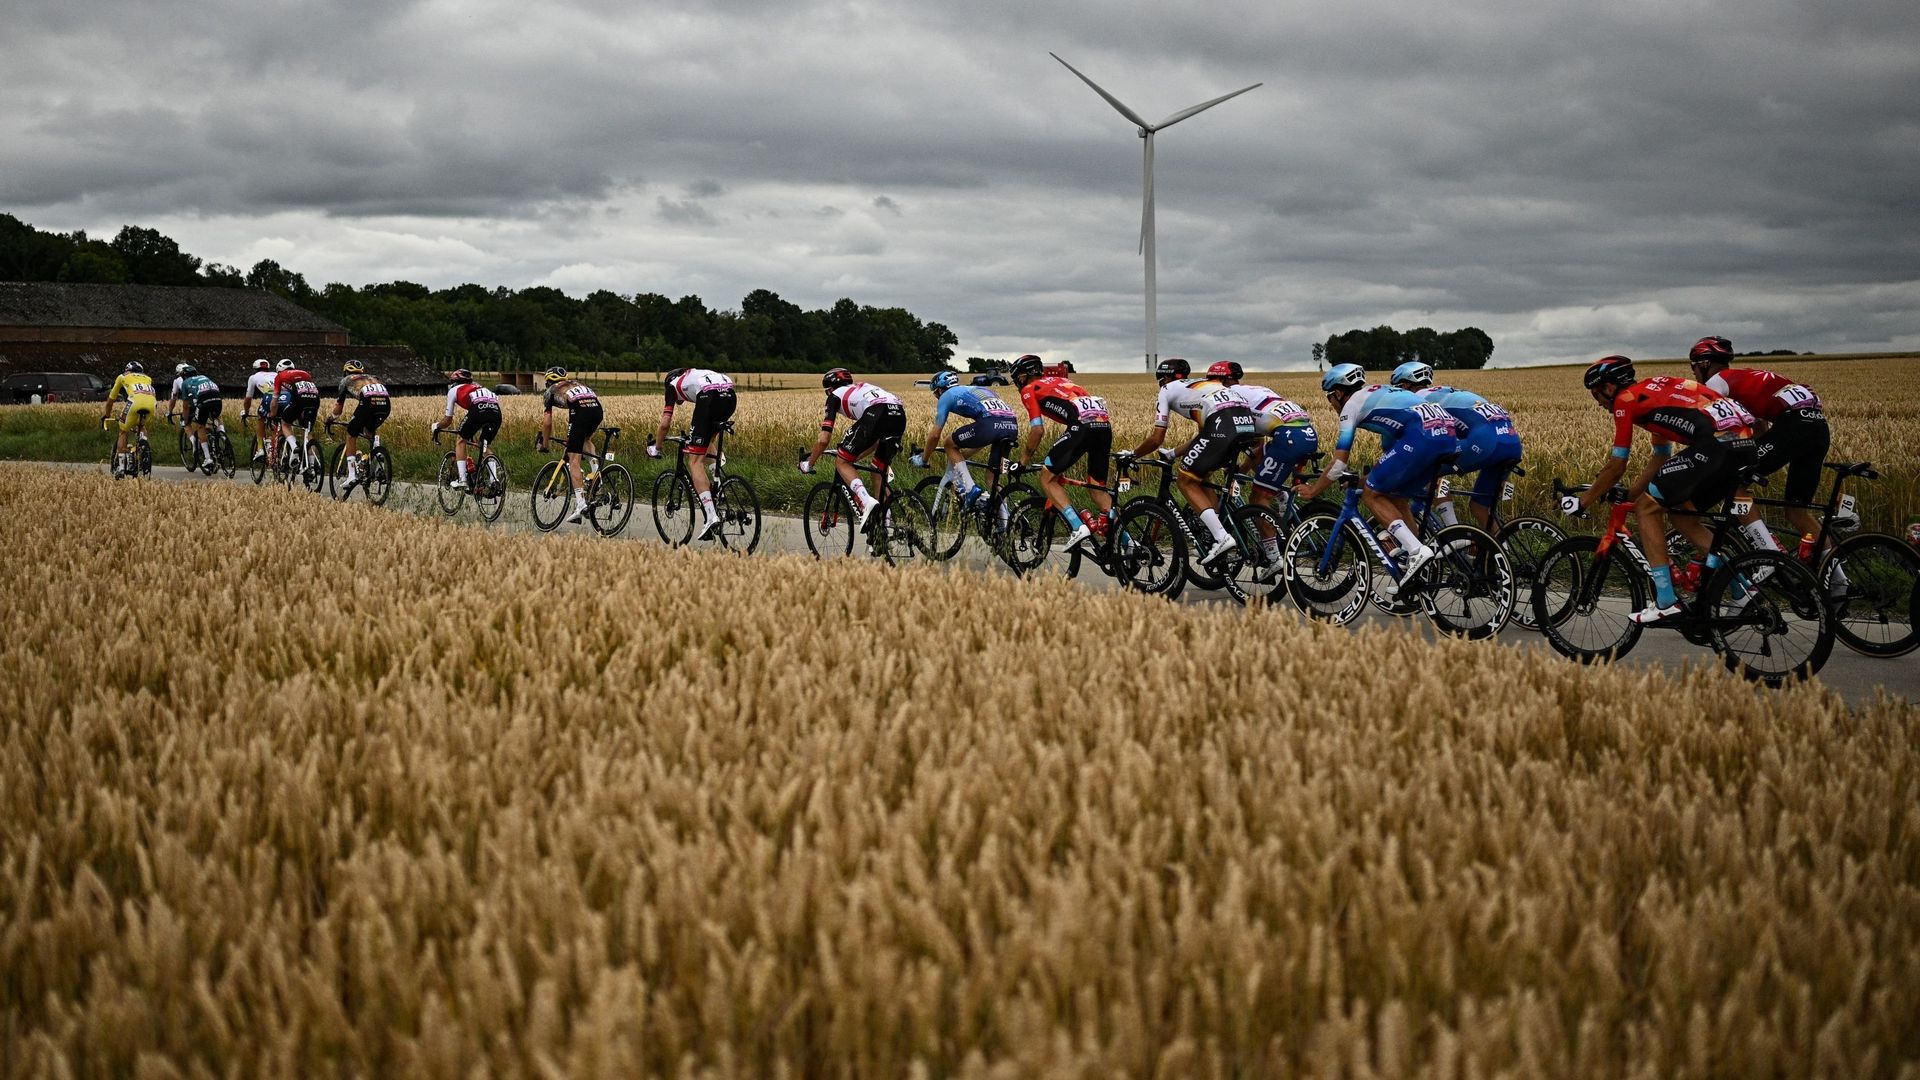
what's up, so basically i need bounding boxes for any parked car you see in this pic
[971,372,1010,387]
[2,371,111,404]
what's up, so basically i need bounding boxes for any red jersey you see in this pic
[1019,376,1110,426]
[1609,377,1753,451]
[1704,368,1820,422]
[273,369,318,397]
[448,383,499,411]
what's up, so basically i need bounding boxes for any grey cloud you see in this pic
[655,197,718,227]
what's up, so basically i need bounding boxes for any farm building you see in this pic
[0,282,445,394]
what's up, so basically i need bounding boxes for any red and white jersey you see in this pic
[821,382,901,427]
[1230,384,1313,433]
[665,368,734,407]
[273,369,318,397]
[447,383,500,411]
[1152,377,1242,427]
[1704,368,1820,422]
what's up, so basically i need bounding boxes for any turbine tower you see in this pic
[1051,53,1260,372]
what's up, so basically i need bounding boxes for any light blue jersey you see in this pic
[1422,385,1516,442]
[1334,386,1460,453]
[933,385,1015,426]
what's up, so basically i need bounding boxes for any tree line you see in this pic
[1312,325,1494,371]
[0,214,957,373]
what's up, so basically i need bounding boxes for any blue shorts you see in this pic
[951,415,1018,450]
[1456,432,1523,507]
[1252,425,1320,491]
[1368,434,1457,500]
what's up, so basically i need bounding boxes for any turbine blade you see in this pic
[1050,52,1153,132]
[1152,82,1262,131]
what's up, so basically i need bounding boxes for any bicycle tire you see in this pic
[300,441,326,494]
[980,484,1035,573]
[248,437,267,485]
[211,431,235,479]
[366,447,393,506]
[1819,532,1919,658]
[914,476,970,561]
[474,455,508,522]
[1181,506,1227,592]
[1284,512,1371,624]
[1496,516,1565,630]
[1111,499,1187,599]
[1418,523,1514,640]
[803,481,856,559]
[327,444,350,499]
[878,490,935,566]
[713,474,760,553]
[531,460,570,532]
[436,453,464,514]
[177,426,194,470]
[1217,503,1286,606]
[1532,535,1644,663]
[138,440,152,477]
[650,470,696,546]
[591,463,636,538]
[1701,548,1832,685]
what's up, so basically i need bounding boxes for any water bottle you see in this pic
[1089,513,1110,538]
[1796,533,1816,562]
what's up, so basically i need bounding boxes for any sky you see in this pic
[4,0,1917,371]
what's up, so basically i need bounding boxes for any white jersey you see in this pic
[1152,377,1242,427]
[1230,384,1313,434]
[825,382,902,424]
[666,368,734,405]
[244,370,276,405]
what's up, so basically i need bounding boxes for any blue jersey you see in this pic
[1422,386,1516,444]
[1334,386,1460,453]
[933,385,1015,426]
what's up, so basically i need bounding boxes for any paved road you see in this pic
[60,460,1919,708]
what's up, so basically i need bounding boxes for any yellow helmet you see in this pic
[542,365,568,386]
[342,359,367,375]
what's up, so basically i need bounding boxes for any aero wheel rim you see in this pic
[1712,559,1827,682]
[1538,545,1638,659]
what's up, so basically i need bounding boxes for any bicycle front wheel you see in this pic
[1111,499,1188,599]
[1219,503,1286,606]
[650,470,696,546]
[436,454,464,514]
[1702,549,1832,686]
[1820,532,1919,657]
[803,482,856,559]
[531,460,570,532]
[1532,536,1643,663]
[914,476,969,561]
[591,463,636,537]
[713,474,760,553]
[1496,516,1565,631]
[1418,523,1514,639]
[1284,512,1371,624]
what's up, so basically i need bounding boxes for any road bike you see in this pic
[648,421,759,551]
[435,426,508,522]
[1010,454,1189,599]
[324,417,395,506]
[910,440,1037,572]
[1424,466,1563,630]
[101,416,152,480]
[1171,452,1337,605]
[801,454,933,565]
[1530,480,1833,686]
[533,424,638,537]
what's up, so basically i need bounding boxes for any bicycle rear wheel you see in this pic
[1284,513,1371,624]
[248,437,267,485]
[531,460,570,532]
[1218,503,1286,606]
[1532,536,1643,663]
[366,447,393,506]
[803,482,856,559]
[1496,516,1564,630]
[177,427,194,470]
[301,442,326,493]
[1181,506,1226,593]
[914,476,969,561]
[650,471,696,546]
[713,474,760,552]
[474,455,507,522]
[1702,548,1832,685]
[1111,499,1188,599]
[591,463,636,537]
[1820,532,1919,657]
[1418,524,1514,639]
[877,491,935,566]
[328,444,351,499]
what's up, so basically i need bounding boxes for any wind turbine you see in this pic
[1051,52,1260,372]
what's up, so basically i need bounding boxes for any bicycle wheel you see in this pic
[982,485,1039,573]
[1181,507,1227,592]
[1218,503,1286,606]
[1701,548,1832,685]
[1418,524,1514,640]
[248,437,267,485]
[138,440,152,476]
[301,442,326,493]
[366,447,393,506]
[436,453,464,514]
[1532,536,1644,663]
[328,444,351,499]
[1111,499,1188,599]
[1496,516,1565,630]
[1016,496,1079,579]
[650,470,696,546]
[474,455,507,522]
[531,460,570,532]
[591,463,636,537]
[1820,532,1919,657]
[713,474,760,552]
[914,476,970,561]
[212,431,236,479]
[1284,512,1371,624]
[803,482,856,559]
[877,491,935,566]
[177,426,194,469]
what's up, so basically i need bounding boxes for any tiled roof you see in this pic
[0,282,344,334]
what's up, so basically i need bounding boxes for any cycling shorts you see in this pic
[346,400,390,439]
[1752,407,1828,507]
[1044,422,1112,484]
[1252,425,1320,492]
[458,403,502,444]
[564,402,603,455]
[281,397,320,428]
[1178,406,1258,479]
[951,415,1019,450]
[1455,431,1524,507]
[188,392,223,426]
[835,402,906,467]
[686,389,736,454]
[1367,432,1458,500]
[1649,436,1756,510]
[118,395,156,433]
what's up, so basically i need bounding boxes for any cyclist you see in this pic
[1209,360,1319,576]
[1389,361,1522,532]
[911,369,1019,509]
[801,368,904,530]
[1568,356,1765,623]
[100,361,158,475]
[432,369,502,492]
[533,366,602,525]
[1293,362,1461,583]
[648,366,735,539]
[268,358,322,466]
[164,362,223,471]
[327,359,391,498]
[241,358,277,464]
[1008,354,1115,552]
[1127,357,1260,566]
[1687,335,1829,550]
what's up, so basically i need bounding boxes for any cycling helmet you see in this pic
[1321,362,1366,394]
[1688,335,1733,374]
[448,368,474,385]
[1389,361,1434,389]
[276,358,296,371]
[253,358,270,371]
[1155,357,1191,383]
[124,361,144,374]
[1582,355,1637,390]
[174,362,191,375]
[1009,354,1045,383]
[929,370,960,394]
[342,359,367,376]
[822,367,853,390]
[1206,360,1243,381]
[542,365,567,386]
[663,367,686,386]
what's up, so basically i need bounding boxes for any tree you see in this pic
[246,259,311,301]
[110,226,202,286]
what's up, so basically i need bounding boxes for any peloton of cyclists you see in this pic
[165,362,223,472]
[649,366,736,539]
[912,369,1020,509]
[328,360,391,499]
[432,369,502,492]
[1010,354,1116,553]
[1126,358,1261,567]
[1389,361,1523,533]
[801,368,905,531]
[1207,360,1319,577]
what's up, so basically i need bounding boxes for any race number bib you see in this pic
[295,380,319,396]
[1074,395,1109,421]
[1774,384,1819,410]
[1704,398,1749,431]
[1413,402,1455,433]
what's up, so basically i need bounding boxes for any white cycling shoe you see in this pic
[564,500,587,523]
[1630,602,1684,625]
[1200,536,1238,566]
[695,516,720,541]
[1062,524,1093,552]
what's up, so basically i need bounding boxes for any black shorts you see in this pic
[687,389,736,453]
[1650,437,1755,510]
[1045,422,1113,484]
[459,404,502,444]
[952,415,1019,450]
[1752,407,1828,507]
[189,393,223,425]
[836,402,906,466]
[564,403,603,454]
[346,401,390,438]
[283,396,320,428]
[1178,407,1258,478]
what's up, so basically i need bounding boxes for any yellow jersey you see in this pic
[109,372,158,404]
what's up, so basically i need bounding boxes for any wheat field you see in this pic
[3,463,1917,1077]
